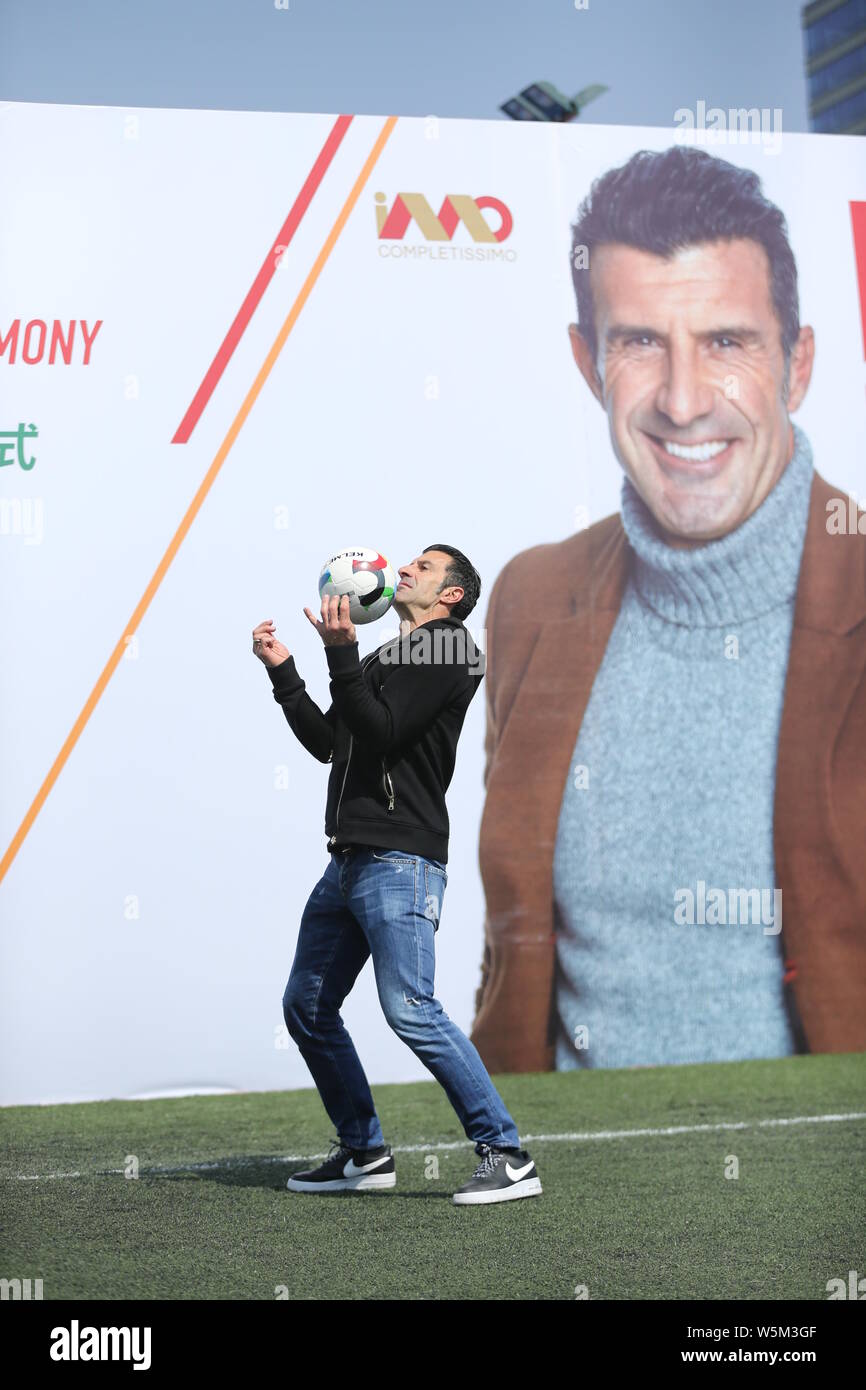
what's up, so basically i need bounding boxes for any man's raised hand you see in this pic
[304,594,357,647]
[252,619,290,668]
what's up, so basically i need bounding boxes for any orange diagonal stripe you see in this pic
[0,115,399,888]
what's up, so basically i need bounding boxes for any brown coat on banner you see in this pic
[471,470,866,1073]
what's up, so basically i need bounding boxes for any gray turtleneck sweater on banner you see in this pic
[553,424,815,1069]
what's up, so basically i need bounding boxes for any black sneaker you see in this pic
[286,1138,396,1193]
[452,1142,542,1205]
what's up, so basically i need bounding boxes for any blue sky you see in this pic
[1,0,810,130]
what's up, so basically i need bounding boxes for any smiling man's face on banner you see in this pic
[569,236,815,546]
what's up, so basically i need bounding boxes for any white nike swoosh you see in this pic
[505,1159,534,1182]
[343,1154,391,1176]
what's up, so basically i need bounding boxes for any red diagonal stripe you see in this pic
[852,202,866,361]
[172,113,354,443]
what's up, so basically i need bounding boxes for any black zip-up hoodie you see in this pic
[265,616,485,864]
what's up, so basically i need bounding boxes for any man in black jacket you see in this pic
[253,544,541,1206]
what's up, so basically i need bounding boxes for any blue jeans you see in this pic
[282,846,520,1151]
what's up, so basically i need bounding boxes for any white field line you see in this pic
[7,1110,866,1182]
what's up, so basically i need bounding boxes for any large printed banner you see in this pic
[1,102,864,1104]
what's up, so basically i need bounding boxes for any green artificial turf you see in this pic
[2,1053,864,1300]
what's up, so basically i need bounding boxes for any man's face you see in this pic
[569,237,813,543]
[394,550,460,619]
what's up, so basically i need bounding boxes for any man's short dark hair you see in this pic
[569,145,800,373]
[422,544,481,621]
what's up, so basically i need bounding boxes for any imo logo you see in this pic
[375,192,513,243]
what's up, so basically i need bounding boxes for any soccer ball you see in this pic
[317,547,398,625]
